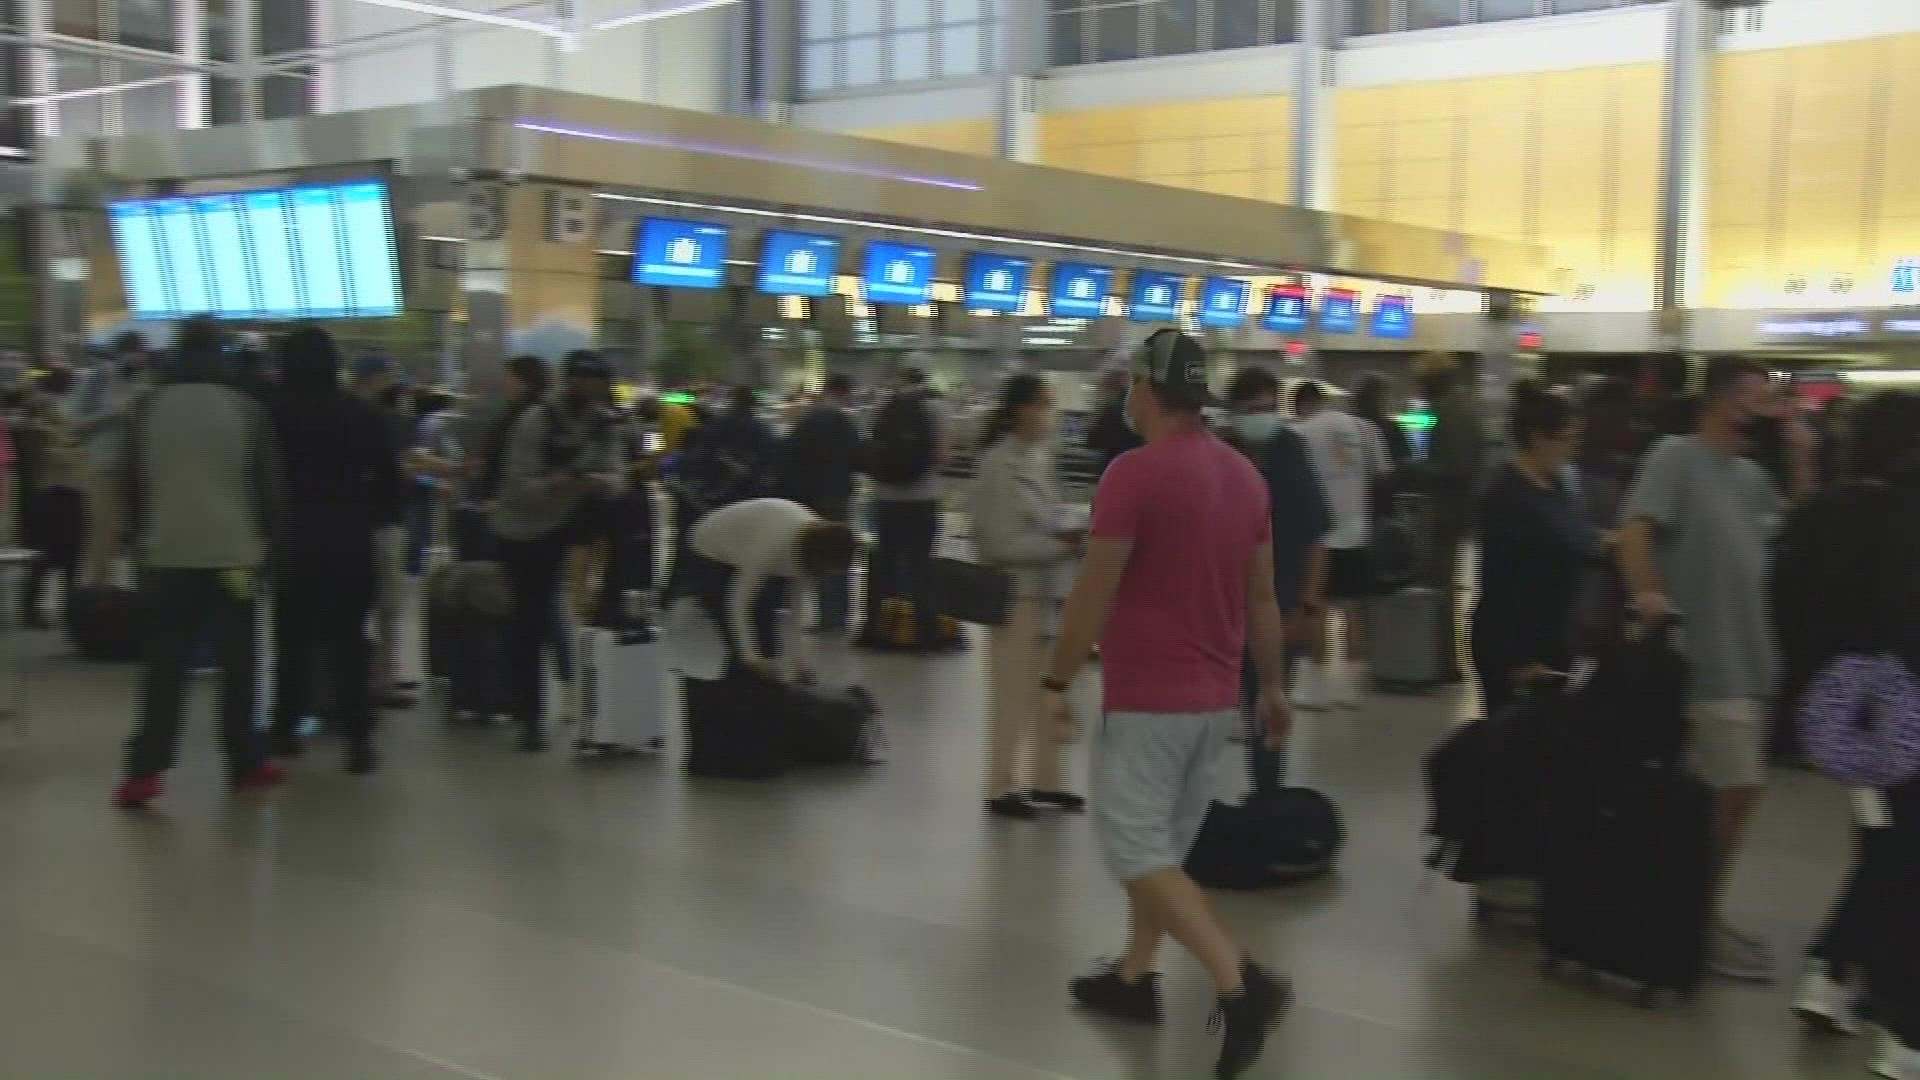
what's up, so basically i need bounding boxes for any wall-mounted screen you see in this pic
[757,230,839,297]
[1319,288,1360,334]
[1261,284,1310,333]
[633,216,729,288]
[1198,277,1250,329]
[965,253,1030,313]
[1129,270,1185,322]
[1371,294,1413,339]
[863,240,939,305]
[1049,261,1112,319]
[105,180,403,321]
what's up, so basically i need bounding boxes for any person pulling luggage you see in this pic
[687,497,857,682]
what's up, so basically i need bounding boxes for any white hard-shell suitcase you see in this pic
[576,624,667,756]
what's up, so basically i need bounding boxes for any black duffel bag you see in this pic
[683,665,790,780]
[786,683,884,766]
[1185,787,1344,890]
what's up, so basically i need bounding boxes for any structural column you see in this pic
[994,0,1045,165]
[458,180,599,392]
[230,0,263,122]
[749,0,797,122]
[172,0,208,127]
[1291,0,1336,212]
[1655,0,1715,347]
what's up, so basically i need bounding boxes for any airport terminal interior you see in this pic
[2,0,1919,1077]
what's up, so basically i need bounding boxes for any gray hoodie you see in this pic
[127,349,283,570]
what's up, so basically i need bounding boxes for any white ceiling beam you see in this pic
[590,0,741,32]
[346,0,572,41]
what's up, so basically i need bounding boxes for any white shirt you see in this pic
[1294,410,1389,551]
[689,498,817,669]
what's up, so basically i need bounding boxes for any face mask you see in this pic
[1231,412,1281,444]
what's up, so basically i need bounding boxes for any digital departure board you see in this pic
[1049,261,1112,319]
[862,241,939,306]
[633,216,730,288]
[757,230,840,297]
[965,253,1030,313]
[106,180,404,320]
[1198,277,1251,329]
[1129,271,1186,323]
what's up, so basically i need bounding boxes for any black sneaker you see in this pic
[986,795,1038,820]
[1028,790,1087,813]
[1211,961,1292,1080]
[1069,960,1163,1024]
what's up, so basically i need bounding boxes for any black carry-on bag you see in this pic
[1537,616,1713,1006]
[682,665,790,780]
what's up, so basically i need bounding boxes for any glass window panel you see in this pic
[895,0,932,26]
[258,0,310,54]
[945,0,984,22]
[938,22,982,76]
[845,34,881,84]
[54,55,104,137]
[892,29,931,80]
[1047,0,1079,10]
[845,0,880,35]
[1409,0,1463,28]
[802,42,837,91]
[1478,0,1538,20]
[117,0,175,53]
[208,76,245,126]
[1094,3,1141,62]
[1216,0,1261,48]
[802,0,835,39]
[261,71,309,121]
[1272,0,1298,42]
[1348,0,1392,35]
[52,0,96,39]
[1552,0,1614,10]
[1152,0,1197,55]
[1049,11,1084,64]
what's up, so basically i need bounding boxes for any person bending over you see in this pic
[689,497,856,681]
[1042,329,1294,1080]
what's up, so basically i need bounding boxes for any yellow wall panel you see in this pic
[1199,135,1254,173]
[1136,139,1191,176]
[850,119,994,157]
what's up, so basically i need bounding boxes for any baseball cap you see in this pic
[1128,328,1217,410]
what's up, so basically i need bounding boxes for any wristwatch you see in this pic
[1040,676,1068,694]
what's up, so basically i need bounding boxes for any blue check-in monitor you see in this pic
[1319,288,1360,334]
[757,230,840,297]
[965,253,1031,313]
[1049,261,1112,319]
[862,241,939,305]
[1129,270,1186,322]
[1261,284,1310,333]
[633,216,730,288]
[1198,277,1251,329]
[104,180,404,320]
[1371,294,1413,339]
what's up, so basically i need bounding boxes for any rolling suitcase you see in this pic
[1538,759,1714,1006]
[426,563,511,723]
[1370,586,1443,693]
[682,666,789,780]
[575,623,666,756]
[67,586,140,662]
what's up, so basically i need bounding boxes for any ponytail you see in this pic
[979,373,1046,455]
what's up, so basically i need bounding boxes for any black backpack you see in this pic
[864,393,935,486]
[1184,787,1344,889]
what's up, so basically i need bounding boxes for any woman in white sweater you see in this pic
[968,375,1085,820]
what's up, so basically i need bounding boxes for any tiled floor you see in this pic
[0,622,1880,1080]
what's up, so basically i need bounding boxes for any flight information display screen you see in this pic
[862,241,939,306]
[1129,270,1185,322]
[1261,284,1310,333]
[1319,288,1360,334]
[633,216,730,288]
[1049,261,1112,319]
[1197,277,1251,329]
[1371,294,1413,339]
[965,253,1030,313]
[106,180,405,320]
[757,230,840,297]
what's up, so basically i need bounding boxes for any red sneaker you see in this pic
[232,763,288,795]
[112,775,163,810]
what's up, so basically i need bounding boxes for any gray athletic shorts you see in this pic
[1094,709,1238,883]
[1686,698,1768,790]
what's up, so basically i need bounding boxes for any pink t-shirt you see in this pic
[1091,428,1271,714]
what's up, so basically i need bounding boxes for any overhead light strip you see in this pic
[347,0,569,40]
[514,119,983,192]
[588,191,1267,273]
[592,0,739,32]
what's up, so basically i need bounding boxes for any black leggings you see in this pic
[1810,784,1920,1043]
[23,486,85,616]
[275,564,376,754]
[499,533,567,737]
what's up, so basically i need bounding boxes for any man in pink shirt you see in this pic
[1042,329,1294,1080]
